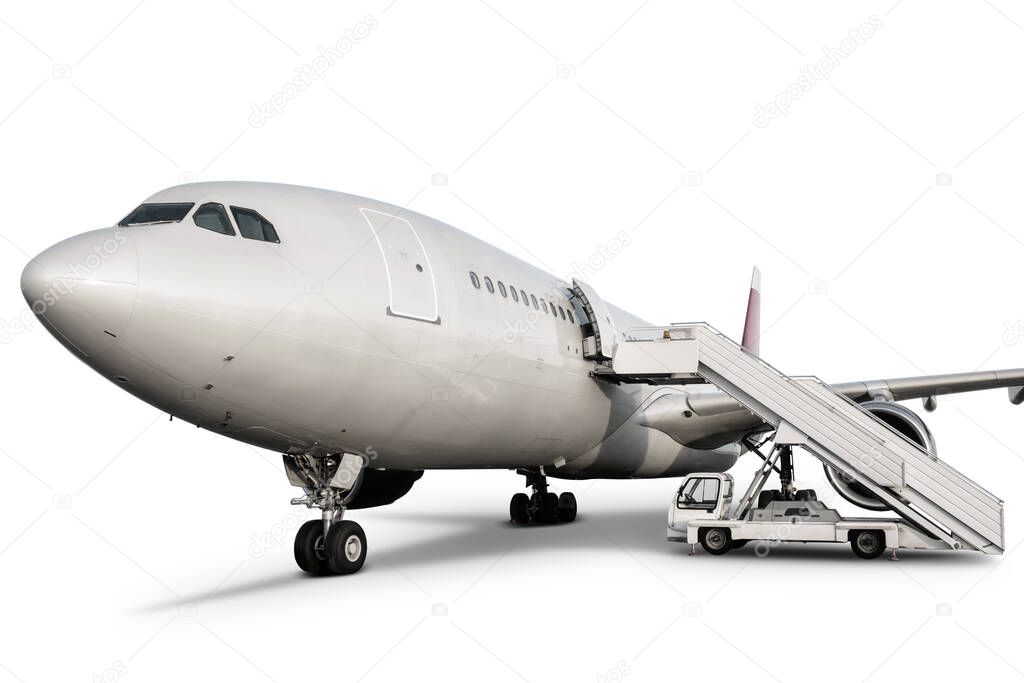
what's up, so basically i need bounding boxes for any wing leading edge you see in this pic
[832,369,1024,405]
[684,368,1024,417]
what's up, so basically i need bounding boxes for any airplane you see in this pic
[20,181,1024,575]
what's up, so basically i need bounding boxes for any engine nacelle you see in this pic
[824,401,936,511]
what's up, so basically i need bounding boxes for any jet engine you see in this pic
[824,401,936,511]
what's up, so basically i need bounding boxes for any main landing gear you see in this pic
[286,452,368,576]
[509,468,577,525]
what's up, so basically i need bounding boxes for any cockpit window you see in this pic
[193,203,235,236]
[230,206,280,243]
[118,203,194,226]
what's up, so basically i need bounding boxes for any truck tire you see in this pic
[699,527,732,555]
[850,529,886,559]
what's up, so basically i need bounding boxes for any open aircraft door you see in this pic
[571,278,620,362]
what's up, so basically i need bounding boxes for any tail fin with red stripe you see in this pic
[741,266,761,356]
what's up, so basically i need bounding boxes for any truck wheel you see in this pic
[850,530,885,559]
[699,527,732,555]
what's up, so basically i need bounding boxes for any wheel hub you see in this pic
[858,534,878,552]
[344,535,362,562]
[314,535,327,562]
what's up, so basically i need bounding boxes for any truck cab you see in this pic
[667,473,732,541]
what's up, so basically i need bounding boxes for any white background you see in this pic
[2,1,1023,681]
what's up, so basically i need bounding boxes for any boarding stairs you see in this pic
[603,323,1004,554]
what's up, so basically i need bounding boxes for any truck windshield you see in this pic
[677,478,720,509]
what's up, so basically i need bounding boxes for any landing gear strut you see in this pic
[286,452,368,575]
[509,468,577,524]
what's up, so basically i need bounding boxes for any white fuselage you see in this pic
[22,182,747,479]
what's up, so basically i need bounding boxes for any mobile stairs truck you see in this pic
[601,323,1005,560]
[666,446,952,559]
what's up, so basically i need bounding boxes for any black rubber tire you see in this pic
[699,527,732,555]
[850,529,886,559]
[536,492,558,524]
[510,493,530,524]
[294,520,331,576]
[325,520,367,574]
[556,492,577,523]
[730,540,749,549]
[757,490,780,508]
[796,489,817,501]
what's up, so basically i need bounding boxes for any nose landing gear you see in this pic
[509,468,577,524]
[286,452,368,575]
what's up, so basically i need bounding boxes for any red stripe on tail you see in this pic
[741,266,761,356]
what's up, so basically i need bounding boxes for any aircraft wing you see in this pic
[832,369,1024,405]
[685,368,1024,417]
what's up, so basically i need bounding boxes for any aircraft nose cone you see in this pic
[21,228,138,357]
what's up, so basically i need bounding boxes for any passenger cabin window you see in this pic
[510,287,519,303]
[470,271,480,289]
[193,203,235,236]
[530,294,538,310]
[498,281,507,297]
[119,203,194,226]
[558,305,566,320]
[540,299,548,314]
[484,276,495,293]
[676,478,721,510]
[567,309,574,324]
[230,206,280,243]
[520,289,529,306]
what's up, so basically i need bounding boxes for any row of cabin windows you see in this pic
[118,202,280,243]
[469,271,575,324]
